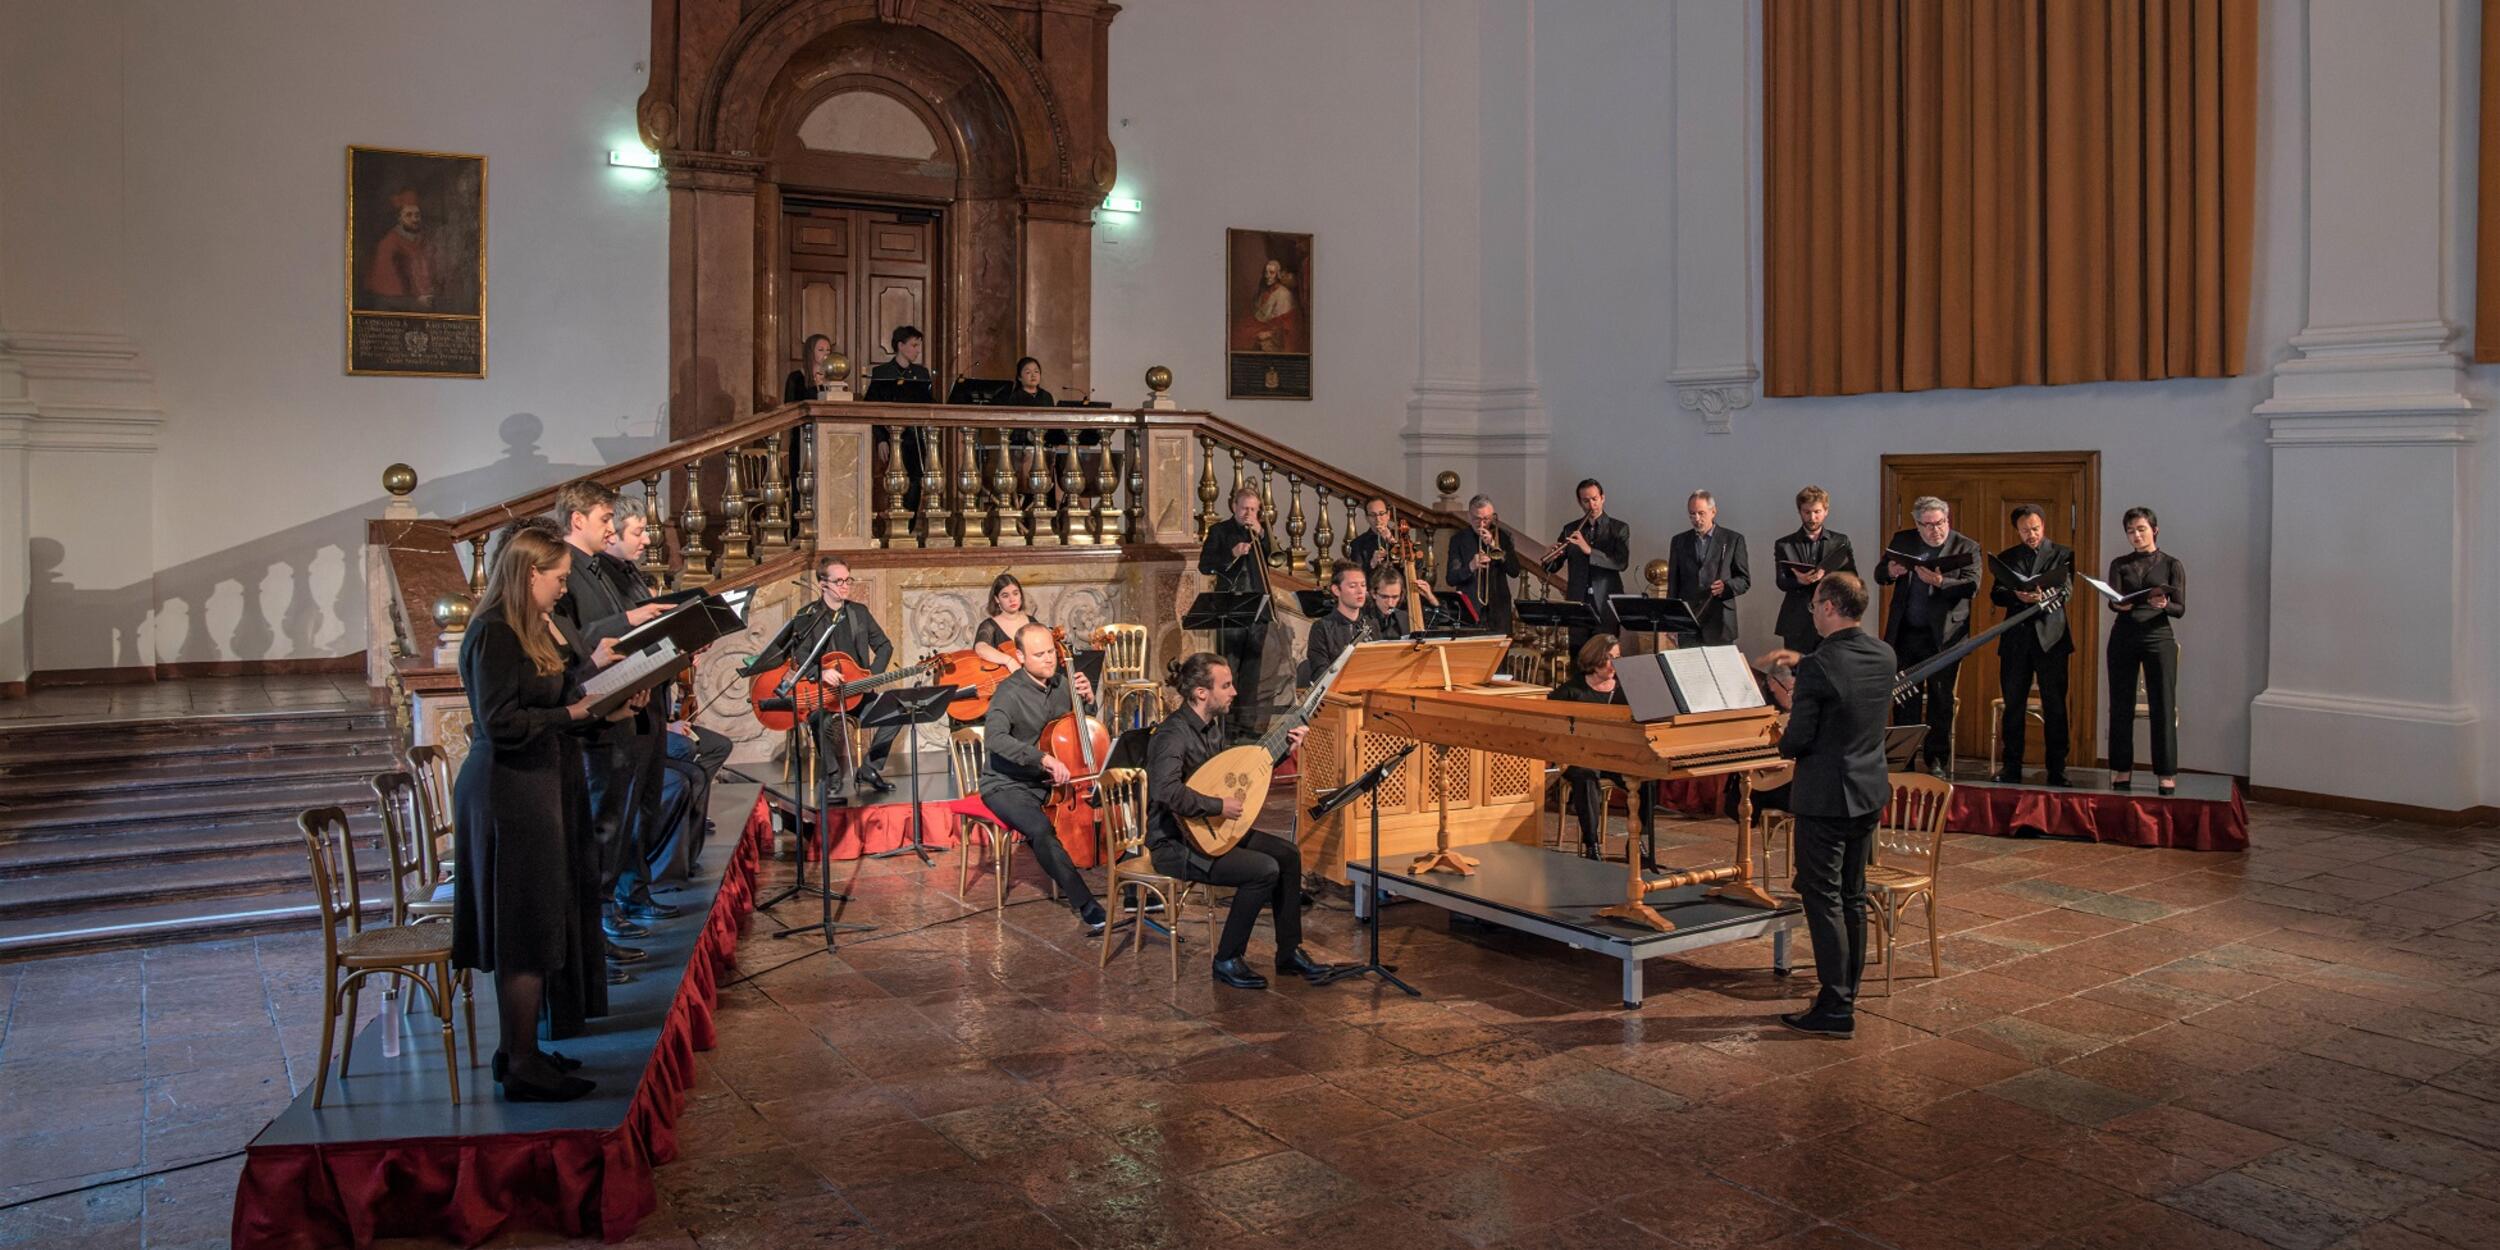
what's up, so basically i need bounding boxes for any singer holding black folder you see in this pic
[2105,507,2187,793]
[1197,485,1275,740]
[1989,505,2075,786]
[1542,479,1631,650]
[1876,496,1981,772]
[1667,491,1751,646]
[1773,486,1856,655]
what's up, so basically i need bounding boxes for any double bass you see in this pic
[1039,629,1112,853]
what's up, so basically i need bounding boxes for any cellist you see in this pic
[979,622,1105,934]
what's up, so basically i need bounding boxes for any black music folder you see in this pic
[1986,551,2071,589]
[1883,547,1977,573]
[581,593,748,717]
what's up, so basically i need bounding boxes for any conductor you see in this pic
[1759,572,1894,1039]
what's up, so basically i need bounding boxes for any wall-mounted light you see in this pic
[607,146,662,170]
[1103,195,1143,214]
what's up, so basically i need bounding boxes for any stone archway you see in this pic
[641,0,1118,439]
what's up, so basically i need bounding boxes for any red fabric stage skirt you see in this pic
[792,794,1102,869]
[227,803,770,1248]
[1946,781,2249,852]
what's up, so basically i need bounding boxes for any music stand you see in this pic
[768,697,880,946]
[1309,742,1420,995]
[757,612,856,915]
[1292,588,1335,618]
[1608,595,1702,653]
[859,685,968,867]
[1181,591,1270,634]
[1512,600,1602,650]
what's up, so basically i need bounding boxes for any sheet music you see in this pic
[583,638,681,701]
[1659,649,1726,714]
[1702,646,1767,710]
[2078,573,2142,604]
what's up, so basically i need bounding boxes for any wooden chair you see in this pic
[1095,768,1184,979]
[372,771,478,1057]
[300,806,462,1107]
[1866,772,1952,995]
[1098,623,1159,731]
[949,727,1022,909]
[401,746,457,922]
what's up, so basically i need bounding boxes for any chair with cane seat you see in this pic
[1097,624,1159,731]
[401,745,458,922]
[1095,768,1184,980]
[299,805,463,1107]
[1865,772,1952,995]
[370,771,478,1065]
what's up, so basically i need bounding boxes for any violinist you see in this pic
[1196,485,1274,740]
[971,573,1041,669]
[1543,479,1631,650]
[1445,495,1519,634]
[740,554,900,795]
[979,622,1106,934]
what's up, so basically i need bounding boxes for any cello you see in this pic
[1039,628,1112,863]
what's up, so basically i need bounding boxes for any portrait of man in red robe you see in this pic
[363,189,437,311]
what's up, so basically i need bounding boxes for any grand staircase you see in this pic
[0,705,400,960]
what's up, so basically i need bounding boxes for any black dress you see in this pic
[784,369,822,404]
[974,616,1045,653]
[451,619,595,993]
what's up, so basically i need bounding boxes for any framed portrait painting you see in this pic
[346,145,486,377]
[1226,228,1311,400]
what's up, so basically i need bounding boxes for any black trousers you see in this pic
[1216,626,1264,740]
[585,725,665,910]
[805,714,901,802]
[1562,767,1658,858]
[1152,831,1303,962]
[980,782,1100,914]
[1997,640,2072,778]
[1891,626,1957,767]
[2107,625,2179,777]
[1792,811,1877,1016]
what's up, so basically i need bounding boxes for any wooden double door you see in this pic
[1878,451,2101,769]
[781,200,941,386]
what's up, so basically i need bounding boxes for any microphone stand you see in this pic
[1308,743,1419,994]
[758,607,857,913]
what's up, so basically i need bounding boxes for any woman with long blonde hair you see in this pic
[451,522,625,1102]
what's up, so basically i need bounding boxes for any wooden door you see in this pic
[781,202,940,384]
[1879,452,2100,769]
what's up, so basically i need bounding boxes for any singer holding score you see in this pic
[1543,478,1631,650]
[2104,507,2187,794]
[1197,485,1275,740]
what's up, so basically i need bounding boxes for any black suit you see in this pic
[1444,525,1519,635]
[1550,513,1630,648]
[1989,541,2074,780]
[1198,518,1275,738]
[1775,625,1895,1017]
[1874,528,1982,766]
[1347,529,1394,577]
[742,598,900,796]
[1299,608,1373,685]
[552,542,668,915]
[1772,528,1857,654]
[1667,526,1752,646]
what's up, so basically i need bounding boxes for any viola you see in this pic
[929,646,1015,721]
[747,650,938,732]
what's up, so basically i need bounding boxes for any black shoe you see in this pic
[493,1050,585,1082]
[1121,895,1167,916]
[855,767,895,794]
[606,963,636,985]
[1779,1009,1855,1038]
[605,940,647,964]
[1993,770,2022,784]
[1276,947,1328,980]
[2044,773,2072,788]
[1212,958,1269,990]
[1580,843,1601,862]
[620,898,682,922]
[1079,902,1108,936]
[602,915,649,941]
[498,1064,597,1103]
[2157,779,2178,796]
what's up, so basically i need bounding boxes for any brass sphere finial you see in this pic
[433,593,474,632]
[1144,365,1173,394]
[825,352,851,383]
[1434,470,1461,497]
[1643,558,1672,593]
[382,463,418,497]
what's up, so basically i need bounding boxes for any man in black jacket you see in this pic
[1990,504,2074,786]
[1197,485,1275,740]
[1773,485,1857,655]
[980,622,1103,933]
[1874,496,1981,771]
[1667,490,1751,646]
[1444,495,1519,635]
[1300,564,1374,685]
[1146,652,1325,988]
[1543,478,1632,650]
[1764,573,1894,1037]
[550,480,676,976]
[742,553,901,795]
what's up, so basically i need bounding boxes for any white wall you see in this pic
[0,0,666,668]
[1092,0,1422,486]
[1531,0,2315,780]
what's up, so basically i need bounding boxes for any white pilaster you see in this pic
[0,340,32,687]
[1669,0,1760,433]
[1404,0,1548,520]
[2248,0,2486,809]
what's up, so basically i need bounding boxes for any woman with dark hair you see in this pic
[972,572,1045,668]
[1546,633,1660,865]
[784,333,837,403]
[998,356,1053,407]
[452,524,641,1102]
[2105,506,2187,794]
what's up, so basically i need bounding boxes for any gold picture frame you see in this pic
[346,145,487,377]
[1226,228,1311,400]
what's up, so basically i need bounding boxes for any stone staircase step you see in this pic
[0,707,388,750]
[0,752,403,802]
[0,816,385,879]
[0,783,384,838]
[0,885,396,962]
[0,843,390,921]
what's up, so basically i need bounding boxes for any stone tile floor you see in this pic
[2,797,2496,1249]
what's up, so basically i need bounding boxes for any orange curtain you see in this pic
[2478,0,2500,362]
[1765,0,2257,397]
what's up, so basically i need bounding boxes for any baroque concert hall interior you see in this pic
[6,1,2500,1247]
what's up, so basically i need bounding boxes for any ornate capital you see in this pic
[1670,367,1758,434]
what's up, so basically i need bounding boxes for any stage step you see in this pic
[0,702,408,962]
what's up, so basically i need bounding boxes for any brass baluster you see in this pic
[1311,482,1334,577]
[1023,443,1055,546]
[792,420,817,546]
[1092,442,1122,546]
[1256,460,1276,537]
[1342,495,1362,569]
[718,449,753,574]
[639,474,669,581]
[1284,473,1309,574]
[1056,446,1088,545]
[757,435,790,556]
[678,459,712,585]
[1194,434,1218,540]
[879,428,911,548]
[952,428,981,546]
[915,426,948,548]
[466,534,487,598]
[1228,446,1246,509]
[1123,428,1145,545]
[984,437,1015,547]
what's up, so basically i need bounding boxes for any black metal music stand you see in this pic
[769,702,880,945]
[1607,595,1702,654]
[756,614,857,915]
[860,684,969,867]
[1308,742,1420,995]
[1181,591,1270,633]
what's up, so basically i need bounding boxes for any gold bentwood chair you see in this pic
[299,806,462,1107]
[1097,624,1160,732]
[950,726,1056,909]
[371,771,478,1062]
[401,745,458,922]
[1866,772,1952,995]
[1095,768,1186,980]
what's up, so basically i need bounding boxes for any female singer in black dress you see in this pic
[1546,633,1660,865]
[451,524,636,1101]
[998,356,1054,408]
[972,573,1045,669]
[2105,507,2187,794]
[784,333,836,403]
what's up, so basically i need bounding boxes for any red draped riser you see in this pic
[1947,783,2250,852]
[794,794,1105,870]
[228,807,769,1249]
